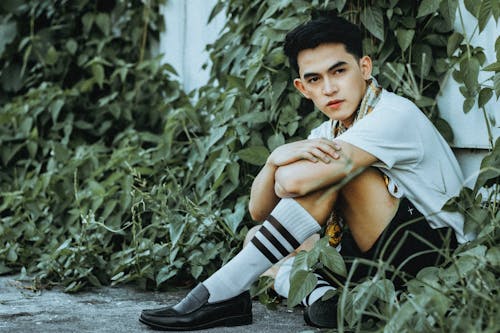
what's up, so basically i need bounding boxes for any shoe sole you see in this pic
[139,313,253,331]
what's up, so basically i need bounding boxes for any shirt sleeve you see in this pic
[336,100,424,169]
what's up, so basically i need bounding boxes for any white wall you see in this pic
[437,2,500,150]
[436,1,499,187]
[158,0,225,93]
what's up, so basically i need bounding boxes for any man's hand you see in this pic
[267,138,341,167]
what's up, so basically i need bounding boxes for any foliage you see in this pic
[0,0,246,291]
[1,3,498,332]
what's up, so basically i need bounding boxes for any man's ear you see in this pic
[359,56,373,80]
[293,78,311,99]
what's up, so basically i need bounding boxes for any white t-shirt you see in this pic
[308,89,468,243]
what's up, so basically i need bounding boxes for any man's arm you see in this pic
[274,140,378,198]
[248,162,280,222]
[248,138,341,222]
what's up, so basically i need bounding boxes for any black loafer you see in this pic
[139,284,252,331]
[303,295,338,328]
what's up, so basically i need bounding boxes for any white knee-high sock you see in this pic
[203,198,321,302]
[274,257,336,306]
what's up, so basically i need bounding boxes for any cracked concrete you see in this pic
[0,275,320,333]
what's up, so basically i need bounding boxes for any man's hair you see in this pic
[283,16,363,75]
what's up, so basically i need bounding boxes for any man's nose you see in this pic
[322,78,337,95]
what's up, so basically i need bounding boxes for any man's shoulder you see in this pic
[377,89,418,111]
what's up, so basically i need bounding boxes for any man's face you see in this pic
[293,43,372,128]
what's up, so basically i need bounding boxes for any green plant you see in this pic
[0,0,245,291]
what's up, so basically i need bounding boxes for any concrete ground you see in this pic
[0,275,325,333]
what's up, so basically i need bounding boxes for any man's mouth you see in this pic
[327,99,344,109]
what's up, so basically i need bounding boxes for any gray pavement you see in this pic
[0,275,324,333]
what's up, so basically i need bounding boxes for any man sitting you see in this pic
[139,15,466,330]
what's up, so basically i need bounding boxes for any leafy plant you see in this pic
[1,4,498,333]
[0,0,245,291]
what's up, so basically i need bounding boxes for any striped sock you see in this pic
[301,274,335,306]
[274,257,335,306]
[203,198,321,303]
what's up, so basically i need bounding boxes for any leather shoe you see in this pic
[303,294,338,328]
[139,284,252,331]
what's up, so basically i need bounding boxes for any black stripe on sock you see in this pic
[314,283,331,289]
[259,226,290,257]
[251,237,279,264]
[303,294,311,306]
[267,215,301,249]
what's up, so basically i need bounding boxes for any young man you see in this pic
[139,16,467,330]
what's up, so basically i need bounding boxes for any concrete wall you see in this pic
[436,1,499,188]
[159,0,225,93]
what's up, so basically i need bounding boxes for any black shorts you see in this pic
[324,197,458,289]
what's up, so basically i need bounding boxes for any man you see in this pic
[139,16,466,330]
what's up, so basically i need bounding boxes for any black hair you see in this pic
[283,16,363,75]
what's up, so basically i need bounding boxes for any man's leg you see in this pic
[304,168,458,328]
[139,168,396,331]
[139,197,332,331]
[242,225,320,280]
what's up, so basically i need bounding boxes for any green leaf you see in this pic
[0,19,17,56]
[478,88,493,108]
[65,39,78,55]
[27,140,37,158]
[7,246,17,262]
[82,13,94,34]
[319,244,346,277]
[273,17,302,31]
[417,0,440,18]
[483,61,500,72]
[208,0,225,23]
[462,57,480,92]
[237,146,269,166]
[447,32,464,57]
[288,270,317,307]
[434,117,454,143]
[96,13,110,35]
[496,37,500,60]
[413,44,433,78]
[395,29,415,52]
[168,220,186,248]
[464,0,481,17]
[50,99,65,124]
[474,137,500,191]
[494,0,500,21]
[92,64,105,88]
[156,266,177,286]
[45,46,58,65]
[463,97,476,113]
[493,73,500,98]
[224,199,246,234]
[486,246,500,267]
[206,125,228,149]
[191,265,203,279]
[478,0,493,32]
[440,0,458,28]
[360,6,385,41]
[245,62,261,88]
[267,133,285,151]
[1,63,22,92]
[261,2,282,21]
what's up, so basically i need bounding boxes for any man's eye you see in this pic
[334,68,345,75]
[308,77,319,83]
